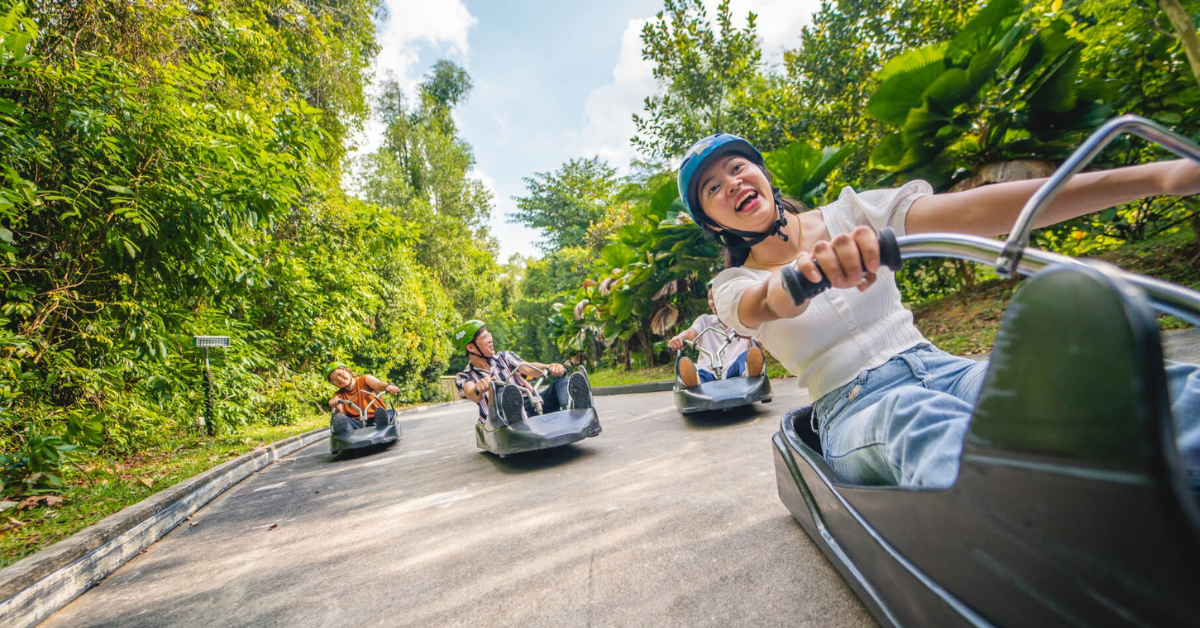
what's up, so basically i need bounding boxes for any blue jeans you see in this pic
[697,350,749,383]
[814,344,1200,488]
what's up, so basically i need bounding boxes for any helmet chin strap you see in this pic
[712,188,790,250]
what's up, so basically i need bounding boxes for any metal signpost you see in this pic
[193,336,230,436]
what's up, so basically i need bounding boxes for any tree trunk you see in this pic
[1189,205,1200,256]
[639,326,655,368]
[1157,0,1200,89]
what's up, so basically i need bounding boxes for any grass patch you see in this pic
[911,230,1199,354]
[587,353,793,386]
[588,364,674,387]
[0,414,329,569]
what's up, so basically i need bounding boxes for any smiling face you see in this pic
[696,154,774,232]
[469,328,495,358]
[328,367,355,390]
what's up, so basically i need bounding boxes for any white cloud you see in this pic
[374,0,476,87]
[579,2,820,171]
[580,19,656,171]
[716,0,822,66]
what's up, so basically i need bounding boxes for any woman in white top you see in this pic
[676,133,1200,488]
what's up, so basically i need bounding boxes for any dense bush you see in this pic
[0,0,476,497]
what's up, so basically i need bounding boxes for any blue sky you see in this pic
[357,0,822,260]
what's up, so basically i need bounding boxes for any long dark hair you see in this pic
[712,193,809,268]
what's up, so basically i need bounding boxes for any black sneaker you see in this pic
[500,385,526,424]
[567,370,592,410]
[373,407,390,427]
[330,414,353,436]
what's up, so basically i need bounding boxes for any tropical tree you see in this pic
[633,0,765,158]
[356,64,504,321]
[512,157,621,253]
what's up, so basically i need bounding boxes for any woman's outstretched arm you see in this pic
[905,159,1200,237]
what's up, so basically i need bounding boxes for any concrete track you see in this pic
[40,383,875,628]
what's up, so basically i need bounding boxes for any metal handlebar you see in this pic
[514,363,549,413]
[780,228,904,306]
[681,326,739,378]
[897,233,1200,327]
[998,114,1200,277]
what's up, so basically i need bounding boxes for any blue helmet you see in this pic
[677,134,765,227]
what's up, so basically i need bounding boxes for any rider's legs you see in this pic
[330,412,362,436]
[723,351,749,378]
[816,345,987,488]
[819,344,1200,490]
[531,377,571,414]
[1166,361,1200,491]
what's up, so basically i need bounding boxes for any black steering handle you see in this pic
[780,228,902,306]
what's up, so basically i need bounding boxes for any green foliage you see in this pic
[0,429,77,497]
[866,0,1112,188]
[356,67,504,325]
[0,0,483,501]
[634,0,765,158]
[512,158,621,252]
[784,0,984,185]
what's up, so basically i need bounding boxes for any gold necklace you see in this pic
[747,215,801,267]
[747,249,795,266]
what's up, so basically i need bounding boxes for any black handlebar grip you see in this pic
[780,228,902,306]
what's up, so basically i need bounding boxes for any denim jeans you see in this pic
[814,344,1200,489]
[522,377,570,415]
[697,350,749,383]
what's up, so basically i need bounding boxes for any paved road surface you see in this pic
[42,382,875,628]
[38,329,1200,627]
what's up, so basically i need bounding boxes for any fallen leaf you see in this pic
[267,523,278,530]
[189,521,198,528]
[0,501,18,512]
[19,496,63,510]
[7,517,25,527]
[139,478,154,487]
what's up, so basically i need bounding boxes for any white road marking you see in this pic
[253,482,286,492]
[392,487,472,514]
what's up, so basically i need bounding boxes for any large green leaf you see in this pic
[869,133,906,169]
[868,45,949,125]
[945,0,1022,66]
[764,140,821,197]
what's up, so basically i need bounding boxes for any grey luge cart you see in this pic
[772,115,1200,628]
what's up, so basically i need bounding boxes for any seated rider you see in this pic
[324,362,398,435]
[451,319,592,423]
[667,282,765,387]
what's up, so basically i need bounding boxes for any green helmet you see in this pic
[322,361,349,381]
[452,320,486,352]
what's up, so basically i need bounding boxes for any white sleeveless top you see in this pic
[711,181,932,400]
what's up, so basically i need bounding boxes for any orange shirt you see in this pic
[334,376,383,420]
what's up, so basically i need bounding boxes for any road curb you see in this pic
[592,380,675,396]
[0,402,461,628]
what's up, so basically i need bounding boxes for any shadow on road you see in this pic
[681,405,768,430]
[480,444,597,474]
[320,441,398,463]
